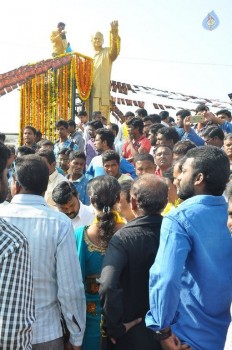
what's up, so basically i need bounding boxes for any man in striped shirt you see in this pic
[0,154,86,350]
[0,143,35,349]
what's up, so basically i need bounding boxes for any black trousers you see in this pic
[101,323,162,350]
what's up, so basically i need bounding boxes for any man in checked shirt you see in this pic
[0,143,35,349]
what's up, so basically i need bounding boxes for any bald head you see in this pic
[91,32,104,50]
[131,174,168,215]
[92,31,103,39]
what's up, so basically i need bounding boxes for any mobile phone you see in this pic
[189,115,205,124]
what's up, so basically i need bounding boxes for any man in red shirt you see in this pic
[122,118,151,163]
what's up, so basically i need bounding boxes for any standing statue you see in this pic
[50,22,68,57]
[90,21,121,122]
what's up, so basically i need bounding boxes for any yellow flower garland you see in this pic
[19,53,93,144]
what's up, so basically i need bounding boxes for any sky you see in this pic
[1,0,232,132]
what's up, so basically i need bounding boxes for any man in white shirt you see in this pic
[52,181,95,229]
[107,122,124,156]
[0,154,86,350]
[0,144,35,350]
[77,111,90,144]
[38,149,68,208]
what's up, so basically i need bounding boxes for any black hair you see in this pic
[67,119,76,128]
[127,117,144,134]
[143,116,153,123]
[202,126,224,141]
[17,146,36,156]
[57,22,65,27]
[195,104,208,114]
[124,111,135,118]
[173,140,196,156]
[0,143,10,178]
[78,111,88,117]
[176,109,191,119]
[184,146,230,196]
[149,123,164,135]
[102,150,120,164]
[52,181,77,205]
[159,111,169,120]
[96,128,115,149]
[157,127,180,144]
[109,123,119,135]
[135,108,148,117]
[149,114,161,123]
[38,149,56,164]
[216,109,231,118]
[0,132,6,143]
[24,125,37,135]
[120,180,133,203]
[88,120,104,130]
[55,119,68,129]
[40,139,54,147]
[88,176,121,248]
[69,151,86,162]
[169,116,175,123]
[163,167,174,182]
[58,148,72,156]
[154,144,173,155]
[14,155,49,195]
[36,130,42,138]
[134,153,155,164]
[131,174,168,215]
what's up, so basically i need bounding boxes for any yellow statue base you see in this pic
[86,97,110,123]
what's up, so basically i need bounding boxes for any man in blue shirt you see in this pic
[85,128,136,179]
[67,151,90,205]
[146,146,232,350]
[182,110,232,146]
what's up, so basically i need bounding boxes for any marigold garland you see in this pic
[73,54,93,101]
[19,53,93,144]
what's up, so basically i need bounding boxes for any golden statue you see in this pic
[90,21,120,122]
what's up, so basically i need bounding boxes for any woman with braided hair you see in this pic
[74,176,125,350]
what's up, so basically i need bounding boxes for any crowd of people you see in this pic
[1,105,232,350]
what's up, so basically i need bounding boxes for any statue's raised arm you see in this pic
[89,21,121,122]
[110,21,118,35]
[109,21,120,61]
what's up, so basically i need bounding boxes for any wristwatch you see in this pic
[154,326,172,341]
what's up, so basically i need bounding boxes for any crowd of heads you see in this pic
[1,103,232,231]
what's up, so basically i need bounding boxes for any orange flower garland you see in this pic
[19,53,93,143]
[73,53,93,101]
